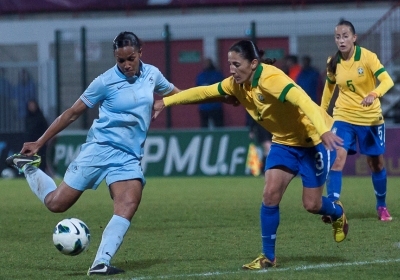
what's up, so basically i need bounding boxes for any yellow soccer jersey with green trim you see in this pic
[324,46,391,125]
[164,63,333,147]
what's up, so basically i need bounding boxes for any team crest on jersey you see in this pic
[357,67,364,76]
[257,93,264,102]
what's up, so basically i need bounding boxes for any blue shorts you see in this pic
[265,143,336,188]
[332,121,385,156]
[64,142,145,191]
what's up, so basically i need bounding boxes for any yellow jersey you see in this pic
[321,45,394,126]
[164,63,333,147]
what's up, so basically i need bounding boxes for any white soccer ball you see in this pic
[53,218,90,256]
[1,168,15,179]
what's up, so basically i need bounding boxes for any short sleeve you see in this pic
[153,68,174,96]
[80,75,108,108]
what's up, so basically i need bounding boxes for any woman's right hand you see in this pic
[320,131,343,151]
[152,99,165,121]
[21,141,41,156]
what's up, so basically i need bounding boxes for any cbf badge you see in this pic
[257,93,264,102]
[357,67,364,76]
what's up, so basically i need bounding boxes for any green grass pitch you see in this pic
[1,176,400,279]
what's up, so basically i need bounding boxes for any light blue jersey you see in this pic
[80,62,174,159]
[64,62,174,191]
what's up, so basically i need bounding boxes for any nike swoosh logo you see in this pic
[117,84,124,90]
[316,172,323,176]
[14,159,32,164]
[72,223,80,235]
[92,265,108,273]
[106,252,112,258]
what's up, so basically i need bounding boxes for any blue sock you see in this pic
[318,196,343,221]
[372,168,387,209]
[260,204,279,261]
[326,170,342,202]
[92,215,130,267]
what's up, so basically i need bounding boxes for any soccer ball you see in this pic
[1,168,15,179]
[53,218,91,256]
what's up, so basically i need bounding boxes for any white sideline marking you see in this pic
[126,258,400,279]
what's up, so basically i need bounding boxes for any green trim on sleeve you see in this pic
[374,68,386,78]
[279,83,295,102]
[217,82,227,95]
[326,76,335,84]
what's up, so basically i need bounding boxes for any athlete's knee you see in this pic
[332,148,347,170]
[367,157,385,172]
[262,191,281,206]
[44,195,71,213]
[332,156,346,170]
[303,200,321,213]
[114,199,141,221]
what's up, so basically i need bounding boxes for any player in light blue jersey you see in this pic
[6,31,180,276]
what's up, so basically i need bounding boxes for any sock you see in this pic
[372,168,387,209]
[92,215,130,267]
[23,165,57,203]
[326,170,342,202]
[318,196,343,221]
[260,203,279,262]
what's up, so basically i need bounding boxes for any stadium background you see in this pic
[0,0,399,176]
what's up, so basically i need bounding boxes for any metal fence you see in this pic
[1,4,400,133]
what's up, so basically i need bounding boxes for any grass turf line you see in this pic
[0,176,399,279]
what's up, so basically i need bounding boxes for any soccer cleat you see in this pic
[377,206,393,221]
[87,263,125,276]
[6,153,41,172]
[331,201,348,243]
[242,253,276,270]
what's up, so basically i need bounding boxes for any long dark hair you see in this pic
[229,40,276,65]
[327,20,357,74]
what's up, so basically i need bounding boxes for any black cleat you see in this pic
[6,153,41,172]
[87,263,125,276]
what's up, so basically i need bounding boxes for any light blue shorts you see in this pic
[265,143,336,188]
[64,142,145,191]
[332,121,385,156]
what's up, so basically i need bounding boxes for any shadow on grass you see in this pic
[118,258,169,270]
[59,259,168,277]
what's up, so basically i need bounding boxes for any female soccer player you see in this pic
[321,20,394,221]
[6,31,180,275]
[152,39,346,270]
